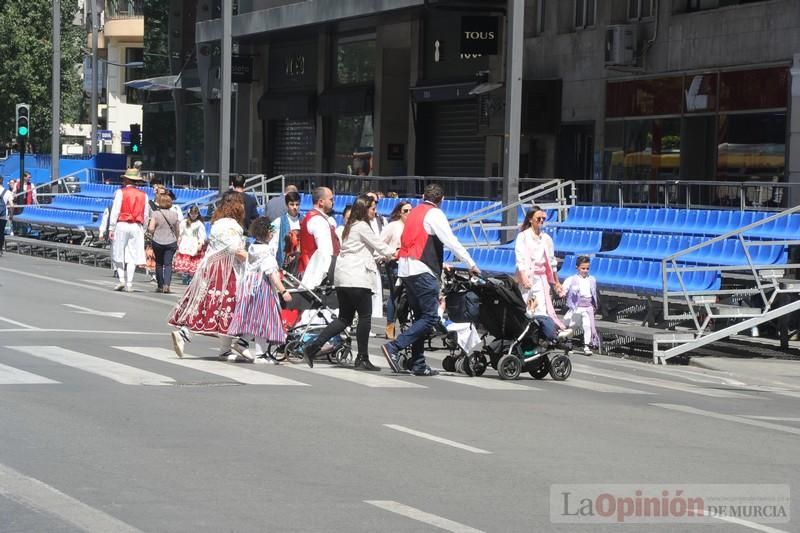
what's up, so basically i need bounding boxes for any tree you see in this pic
[0,0,84,153]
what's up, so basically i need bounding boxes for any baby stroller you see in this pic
[269,271,353,365]
[443,270,573,381]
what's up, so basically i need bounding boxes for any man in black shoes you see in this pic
[381,184,480,376]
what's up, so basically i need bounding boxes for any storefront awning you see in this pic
[411,81,478,102]
[258,92,316,120]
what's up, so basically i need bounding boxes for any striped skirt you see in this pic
[228,271,286,344]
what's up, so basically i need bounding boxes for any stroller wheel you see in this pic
[454,355,465,374]
[334,346,352,365]
[268,343,288,362]
[528,358,550,380]
[462,352,487,377]
[284,340,304,360]
[549,355,572,381]
[497,353,522,380]
[442,355,457,373]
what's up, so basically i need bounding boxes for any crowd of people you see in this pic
[1,166,600,366]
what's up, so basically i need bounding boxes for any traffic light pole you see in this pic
[51,0,61,182]
[89,0,98,156]
[218,0,232,192]
[502,0,524,243]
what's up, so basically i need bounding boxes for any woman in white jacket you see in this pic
[302,195,396,370]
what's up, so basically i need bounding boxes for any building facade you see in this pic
[143,0,800,203]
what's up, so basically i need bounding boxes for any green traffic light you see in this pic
[132,145,139,153]
[18,126,28,136]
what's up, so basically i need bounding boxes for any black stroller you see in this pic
[443,271,573,381]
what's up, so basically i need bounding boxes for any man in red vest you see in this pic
[298,186,340,289]
[381,183,479,376]
[109,169,150,292]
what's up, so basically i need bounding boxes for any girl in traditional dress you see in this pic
[169,192,253,361]
[514,206,570,338]
[228,217,292,364]
[173,205,207,283]
[561,255,600,355]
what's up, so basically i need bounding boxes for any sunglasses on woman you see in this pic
[401,208,411,213]
[534,216,546,222]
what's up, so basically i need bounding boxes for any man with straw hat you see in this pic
[109,168,150,292]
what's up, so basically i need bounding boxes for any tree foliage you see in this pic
[0,0,84,152]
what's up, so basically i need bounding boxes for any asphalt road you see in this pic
[0,253,798,533]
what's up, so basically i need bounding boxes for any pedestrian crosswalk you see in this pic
[0,344,796,402]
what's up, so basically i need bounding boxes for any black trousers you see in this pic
[152,241,178,288]
[309,286,373,356]
[0,219,6,251]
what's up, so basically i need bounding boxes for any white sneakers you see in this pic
[171,328,190,358]
[583,346,593,356]
[231,339,255,362]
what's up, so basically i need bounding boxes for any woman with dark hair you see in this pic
[169,192,253,361]
[514,206,569,340]
[302,194,397,370]
[173,205,207,283]
[380,201,411,339]
[148,192,180,293]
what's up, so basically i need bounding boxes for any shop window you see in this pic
[574,0,596,29]
[525,0,546,36]
[607,77,683,118]
[719,67,788,112]
[332,114,374,175]
[608,118,681,181]
[125,47,144,104]
[335,34,376,85]
[628,0,655,19]
[717,112,786,182]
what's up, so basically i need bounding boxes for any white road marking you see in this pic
[558,377,654,394]
[288,363,427,388]
[579,367,759,399]
[7,346,175,386]
[0,362,59,385]
[583,357,748,386]
[63,304,126,319]
[0,329,165,335]
[0,461,145,533]
[652,404,800,437]
[115,346,309,386]
[0,267,172,306]
[701,509,790,533]
[0,316,38,329]
[364,500,485,533]
[383,424,491,454]
[432,374,539,390]
[742,416,800,422]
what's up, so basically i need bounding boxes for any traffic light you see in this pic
[128,123,142,154]
[15,104,30,140]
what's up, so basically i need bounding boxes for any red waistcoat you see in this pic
[298,209,340,274]
[117,186,147,224]
[398,202,444,275]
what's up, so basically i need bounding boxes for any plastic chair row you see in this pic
[559,205,798,239]
[50,195,111,214]
[602,233,787,266]
[13,207,99,231]
[559,254,721,295]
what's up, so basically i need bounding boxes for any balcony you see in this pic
[106,0,144,19]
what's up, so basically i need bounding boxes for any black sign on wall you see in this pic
[460,16,499,55]
[232,56,253,83]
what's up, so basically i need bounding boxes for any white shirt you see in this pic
[380,220,404,251]
[301,208,339,289]
[398,204,476,278]
[245,243,279,276]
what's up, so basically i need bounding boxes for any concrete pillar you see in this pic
[789,53,800,207]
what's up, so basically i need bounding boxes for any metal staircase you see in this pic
[654,205,800,364]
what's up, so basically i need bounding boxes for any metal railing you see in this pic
[105,0,144,18]
[568,179,797,211]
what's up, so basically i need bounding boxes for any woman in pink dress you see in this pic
[514,206,566,333]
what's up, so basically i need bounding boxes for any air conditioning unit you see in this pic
[605,25,637,66]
